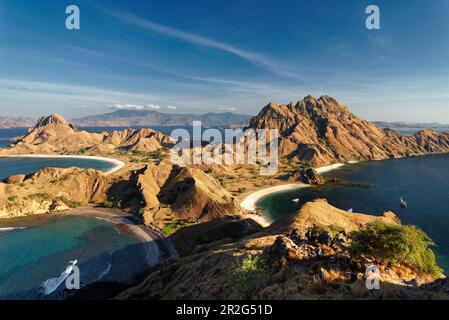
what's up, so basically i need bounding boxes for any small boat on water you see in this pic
[400,197,407,208]
[292,198,299,203]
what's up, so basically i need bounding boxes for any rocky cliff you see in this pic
[248,96,449,166]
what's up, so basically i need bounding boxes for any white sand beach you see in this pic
[0,154,125,175]
[240,162,350,223]
[240,183,309,213]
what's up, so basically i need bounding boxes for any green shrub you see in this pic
[102,198,122,209]
[56,196,81,208]
[349,221,444,278]
[227,255,270,299]
[237,187,247,193]
[7,195,18,205]
[162,220,191,236]
[308,224,344,239]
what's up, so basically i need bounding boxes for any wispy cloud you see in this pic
[219,107,236,112]
[96,5,305,81]
[109,103,161,111]
[167,105,177,110]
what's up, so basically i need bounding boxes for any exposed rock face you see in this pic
[117,200,446,300]
[138,161,244,225]
[248,96,449,166]
[0,114,174,155]
[292,167,325,185]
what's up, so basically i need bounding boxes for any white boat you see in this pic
[40,260,78,295]
[400,197,407,208]
[292,198,299,203]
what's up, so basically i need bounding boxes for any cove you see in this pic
[257,154,449,273]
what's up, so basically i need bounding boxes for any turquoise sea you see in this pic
[0,157,115,179]
[257,153,449,273]
[0,155,148,300]
[0,216,147,299]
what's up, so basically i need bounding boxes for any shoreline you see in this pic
[240,162,351,224]
[0,154,125,175]
[0,207,177,267]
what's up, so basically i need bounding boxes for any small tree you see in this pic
[350,221,444,278]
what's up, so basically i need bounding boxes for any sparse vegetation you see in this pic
[308,224,345,240]
[28,192,51,201]
[7,195,18,206]
[162,220,192,236]
[102,197,122,209]
[237,187,247,193]
[349,221,444,278]
[56,196,81,208]
[227,254,270,299]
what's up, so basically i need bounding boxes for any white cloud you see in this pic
[219,107,236,112]
[108,103,161,110]
[167,105,177,109]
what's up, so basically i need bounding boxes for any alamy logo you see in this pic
[170,121,279,175]
[365,264,380,290]
[66,5,80,30]
[365,5,380,30]
[66,265,80,290]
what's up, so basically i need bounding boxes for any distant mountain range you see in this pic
[0,117,34,129]
[72,110,252,128]
[0,110,252,129]
[373,121,449,129]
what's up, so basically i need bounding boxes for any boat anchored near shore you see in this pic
[400,197,408,208]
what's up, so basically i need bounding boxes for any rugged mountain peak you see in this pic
[248,95,449,166]
[35,114,72,128]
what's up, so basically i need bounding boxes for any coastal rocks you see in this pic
[6,174,25,184]
[292,167,325,185]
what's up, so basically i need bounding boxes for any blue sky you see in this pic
[0,0,448,122]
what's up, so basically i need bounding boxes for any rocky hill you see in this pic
[73,110,251,128]
[0,159,243,224]
[117,199,448,300]
[248,96,449,166]
[0,114,175,155]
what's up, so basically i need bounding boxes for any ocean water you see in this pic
[257,154,449,273]
[0,157,115,179]
[0,215,147,299]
